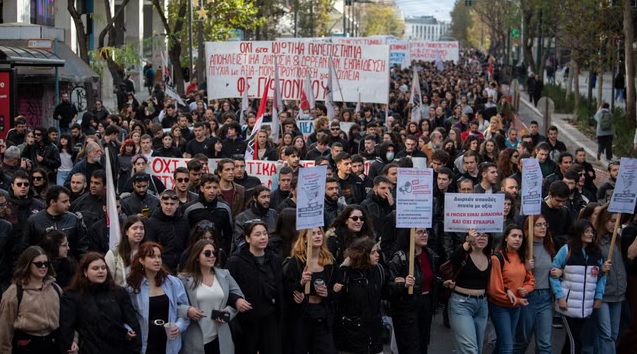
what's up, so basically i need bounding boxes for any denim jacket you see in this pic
[127,275,191,354]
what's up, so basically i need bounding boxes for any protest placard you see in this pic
[296,165,327,230]
[389,41,410,67]
[296,120,315,141]
[395,168,434,228]
[148,157,279,190]
[410,41,459,63]
[521,158,542,216]
[609,157,637,214]
[444,193,505,232]
[205,41,390,103]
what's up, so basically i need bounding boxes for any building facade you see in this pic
[404,16,449,41]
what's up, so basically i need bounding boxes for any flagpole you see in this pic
[331,57,346,104]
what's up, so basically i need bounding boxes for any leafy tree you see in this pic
[450,0,474,47]
[360,4,404,37]
[296,0,336,37]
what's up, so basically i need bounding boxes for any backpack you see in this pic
[17,282,61,307]
[599,111,612,130]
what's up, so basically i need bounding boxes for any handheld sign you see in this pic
[607,158,637,261]
[396,168,434,294]
[521,158,542,258]
[296,165,327,294]
[444,193,505,233]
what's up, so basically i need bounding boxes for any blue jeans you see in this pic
[514,289,552,354]
[448,292,488,354]
[489,302,521,354]
[56,169,70,186]
[594,301,623,354]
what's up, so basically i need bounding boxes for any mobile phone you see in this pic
[211,310,230,322]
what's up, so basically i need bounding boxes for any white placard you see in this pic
[148,157,278,190]
[296,120,315,141]
[412,157,427,169]
[296,165,328,230]
[410,41,459,63]
[396,168,434,228]
[521,158,543,215]
[205,41,390,103]
[444,193,505,232]
[389,41,410,67]
[608,157,637,213]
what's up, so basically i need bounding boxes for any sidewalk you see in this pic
[518,96,611,185]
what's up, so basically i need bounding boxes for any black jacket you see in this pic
[388,247,440,312]
[144,208,190,272]
[152,145,183,158]
[59,285,142,354]
[337,173,366,205]
[360,191,394,235]
[25,210,88,261]
[335,264,387,353]
[22,142,61,181]
[184,195,233,252]
[234,172,262,201]
[70,193,104,231]
[3,193,45,277]
[88,214,126,255]
[0,219,14,286]
[121,191,160,217]
[226,247,283,319]
[220,137,247,158]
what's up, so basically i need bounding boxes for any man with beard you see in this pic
[88,196,125,254]
[172,167,198,207]
[396,135,427,159]
[598,160,620,204]
[528,120,546,148]
[121,172,160,217]
[22,126,61,183]
[24,185,87,261]
[474,162,499,194]
[145,190,190,272]
[71,170,106,230]
[217,159,246,218]
[360,176,394,234]
[70,124,86,149]
[232,156,261,202]
[64,142,103,189]
[423,130,443,161]
[335,152,365,205]
[270,166,293,209]
[534,142,557,178]
[542,152,574,197]
[324,177,345,227]
[233,185,278,250]
[562,170,589,220]
[500,177,519,199]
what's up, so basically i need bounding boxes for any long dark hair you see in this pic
[496,224,527,263]
[66,252,117,295]
[524,215,556,257]
[568,220,601,256]
[118,215,146,267]
[39,230,68,260]
[58,133,74,154]
[127,242,169,294]
[181,240,217,290]
[346,238,376,270]
[12,246,55,286]
[329,205,374,246]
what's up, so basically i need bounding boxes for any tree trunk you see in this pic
[566,60,574,97]
[98,0,131,90]
[574,62,580,112]
[169,45,185,95]
[597,66,604,106]
[152,0,187,94]
[67,1,89,64]
[624,0,636,129]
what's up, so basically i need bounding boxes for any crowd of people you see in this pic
[0,48,634,354]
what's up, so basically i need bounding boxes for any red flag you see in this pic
[246,79,271,160]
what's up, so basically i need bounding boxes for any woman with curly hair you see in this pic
[283,227,342,354]
[126,242,190,354]
[497,148,520,179]
[479,138,500,163]
[326,205,374,264]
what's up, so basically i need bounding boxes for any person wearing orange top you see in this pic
[487,225,535,354]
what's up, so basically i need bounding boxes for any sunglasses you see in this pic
[330,128,340,131]
[198,221,216,231]
[32,261,50,268]
[15,182,30,187]
[349,216,365,222]
[161,195,178,201]
[32,176,44,180]
[203,250,218,258]
[34,133,42,136]
[176,178,190,183]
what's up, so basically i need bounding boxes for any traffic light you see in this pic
[512,28,520,38]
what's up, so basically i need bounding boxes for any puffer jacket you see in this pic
[144,208,190,272]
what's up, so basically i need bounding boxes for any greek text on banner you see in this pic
[443,193,504,233]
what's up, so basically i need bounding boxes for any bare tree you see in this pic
[624,0,635,129]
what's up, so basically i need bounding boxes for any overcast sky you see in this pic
[393,0,455,22]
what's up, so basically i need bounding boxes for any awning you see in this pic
[0,45,65,67]
[0,40,99,83]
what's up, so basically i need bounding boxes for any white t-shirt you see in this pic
[196,278,225,344]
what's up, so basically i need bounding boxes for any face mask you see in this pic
[301,114,311,120]
[386,152,394,161]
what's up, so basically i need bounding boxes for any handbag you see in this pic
[439,251,468,281]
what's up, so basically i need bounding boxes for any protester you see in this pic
[326,205,374,264]
[105,215,146,286]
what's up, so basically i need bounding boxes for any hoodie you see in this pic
[368,141,395,180]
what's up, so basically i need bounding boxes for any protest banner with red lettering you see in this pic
[300,160,372,175]
[389,41,410,67]
[443,193,504,232]
[205,41,390,103]
[410,41,459,63]
[148,157,279,190]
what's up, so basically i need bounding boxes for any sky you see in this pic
[393,0,456,22]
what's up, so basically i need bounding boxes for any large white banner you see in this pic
[410,41,459,63]
[396,168,434,228]
[206,41,390,103]
[609,157,637,214]
[521,158,543,215]
[296,165,328,230]
[444,193,505,232]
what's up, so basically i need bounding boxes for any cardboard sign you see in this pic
[521,158,543,215]
[296,165,327,230]
[396,168,434,228]
[609,157,637,214]
[444,193,505,232]
[205,41,390,103]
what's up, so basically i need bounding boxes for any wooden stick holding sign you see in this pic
[408,228,416,295]
[305,234,313,295]
[606,214,622,262]
[528,217,534,259]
